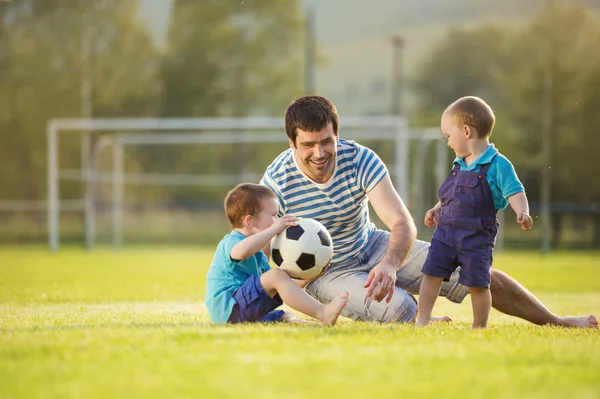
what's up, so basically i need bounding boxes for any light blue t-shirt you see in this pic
[452,144,524,210]
[205,231,272,324]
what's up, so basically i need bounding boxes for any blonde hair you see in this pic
[224,183,276,228]
[445,96,496,138]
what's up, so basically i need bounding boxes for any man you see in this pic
[260,95,597,327]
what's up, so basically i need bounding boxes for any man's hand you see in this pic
[364,262,396,303]
[517,213,533,230]
[424,208,439,227]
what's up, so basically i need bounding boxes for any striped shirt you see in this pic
[260,138,388,265]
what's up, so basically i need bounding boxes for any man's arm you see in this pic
[369,174,417,270]
[364,174,417,302]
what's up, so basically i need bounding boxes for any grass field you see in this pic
[1,248,599,399]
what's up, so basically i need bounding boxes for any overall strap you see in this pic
[477,153,498,178]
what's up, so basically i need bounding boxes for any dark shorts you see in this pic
[228,274,285,323]
[422,220,496,288]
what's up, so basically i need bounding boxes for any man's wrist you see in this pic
[379,258,401,271]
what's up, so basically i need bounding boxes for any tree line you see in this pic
[1,2,599,224]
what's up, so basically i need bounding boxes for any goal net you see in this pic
[47,117,447,251]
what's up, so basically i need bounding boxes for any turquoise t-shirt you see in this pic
[205,231,272,324]
[452,144,524,210]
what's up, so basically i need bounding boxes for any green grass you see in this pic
[1,248,600,399]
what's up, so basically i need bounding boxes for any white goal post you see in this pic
[47,117,447,251]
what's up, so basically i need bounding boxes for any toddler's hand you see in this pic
[517,213,533,230]
[272,215,299,234]
[424,208,439,227]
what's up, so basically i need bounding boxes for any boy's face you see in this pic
[290,122,337,184]
[250,197,279,231]
[441,112,470,158]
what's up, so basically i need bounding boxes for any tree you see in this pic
[134,0,306,203]
[412,6,600,202]
[411,25,509,127]
[0,0,159,201]
[411,5,600,247]
[159,0,304,118]
[497,6,600,204]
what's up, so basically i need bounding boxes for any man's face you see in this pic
[441,112,470,158]
[291,123,337,183]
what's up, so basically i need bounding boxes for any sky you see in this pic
[137,0,173,48]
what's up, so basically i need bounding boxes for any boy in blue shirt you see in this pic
[416,96,533,328]
[205,183,350,325]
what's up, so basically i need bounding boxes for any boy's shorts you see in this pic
[422,224,494,288]
[228,274,285,323]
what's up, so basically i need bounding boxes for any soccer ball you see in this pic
[270,218,333,280]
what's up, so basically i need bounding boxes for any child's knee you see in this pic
[261,268,289,285]
[468,286,490,294]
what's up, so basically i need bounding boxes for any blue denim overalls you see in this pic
[422,157,499,287]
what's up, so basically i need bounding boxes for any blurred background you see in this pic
[1,0,599,251]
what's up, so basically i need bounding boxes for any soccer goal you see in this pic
[47,117,447,251]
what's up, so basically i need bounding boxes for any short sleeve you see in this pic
[494,156,525,199]
[355,145,388,193]
[260,172,285,217]
[223,234,243,263]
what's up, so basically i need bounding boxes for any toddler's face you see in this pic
[251,197,279,232]
[441,112,469,158]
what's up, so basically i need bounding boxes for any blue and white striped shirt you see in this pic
[260,138,388,265]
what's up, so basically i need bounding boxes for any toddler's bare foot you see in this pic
[431,315,452,323]
[320,291,350,326]
[282,311,307,324]
[283,313,318,325]
[415,318,429,327]
[415,315,451,327]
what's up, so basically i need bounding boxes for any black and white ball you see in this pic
[270,218,333,280]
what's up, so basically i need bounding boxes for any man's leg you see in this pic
[305,264,418,323]
[305,230,418,323]
[490,269,598,328]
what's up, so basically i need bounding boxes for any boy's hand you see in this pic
[272,215,299,234]
[424,208,439,227]
[517,213,533,230]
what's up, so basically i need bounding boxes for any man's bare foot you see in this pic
[320,291,350,326]
[557,315,598,329]
[431,315,453,323]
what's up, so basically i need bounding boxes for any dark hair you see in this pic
[224,183,276,228]
[445,96,496,138]
[285,95,339,145]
